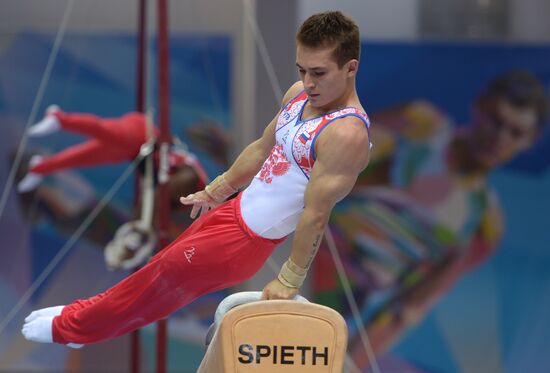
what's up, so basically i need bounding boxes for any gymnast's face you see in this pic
[296,43,357,110]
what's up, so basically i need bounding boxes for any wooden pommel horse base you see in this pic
[198,292,348,373]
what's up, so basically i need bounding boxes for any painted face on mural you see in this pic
[470,97,539,169]
[296,43,356,111]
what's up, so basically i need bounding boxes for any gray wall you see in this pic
[299,0,420,40]
[510,0,550,42]
[300,0,550,42]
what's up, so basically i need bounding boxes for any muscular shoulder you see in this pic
[324,115,369,144]
[315,116,370,170]
[281,81,305,107]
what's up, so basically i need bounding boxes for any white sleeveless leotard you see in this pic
[240,91,371,239]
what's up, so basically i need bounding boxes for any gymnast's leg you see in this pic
[22,200,279,346]
[18,113,148,192]
[28,109,147,148]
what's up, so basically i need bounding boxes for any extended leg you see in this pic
[30,140,136,175]
[23,199,280,346]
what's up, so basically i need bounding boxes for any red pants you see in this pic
[31,112,155,175]
[52,194,284,344]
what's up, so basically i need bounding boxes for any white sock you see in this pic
[29,154,44,168]
[17,155,45,193]
[24,305,65,323]
[22,313,84,349]
[22,316,54,343]
[28,115,61,137]
[46,104,61,115]
[17,172,43,193]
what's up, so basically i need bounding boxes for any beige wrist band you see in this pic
[277,258,308,289]
[204,173,238,203]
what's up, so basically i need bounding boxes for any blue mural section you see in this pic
[351,42,550,373]
[356,41,550,175]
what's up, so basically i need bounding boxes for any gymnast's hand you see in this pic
[179,190,220,219]
[261,278,299,301]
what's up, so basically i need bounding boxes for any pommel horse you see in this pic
[198,291,348,372]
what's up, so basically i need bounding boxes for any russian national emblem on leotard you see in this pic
[258,144,291,183]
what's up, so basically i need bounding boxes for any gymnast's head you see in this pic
[295,11,361,108]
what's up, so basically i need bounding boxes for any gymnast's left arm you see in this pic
[262,117,371,300]
[180,82,304,218]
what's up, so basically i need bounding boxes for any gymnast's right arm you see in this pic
[180,82,303,218]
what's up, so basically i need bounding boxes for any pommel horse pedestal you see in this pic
[198,292,348,373]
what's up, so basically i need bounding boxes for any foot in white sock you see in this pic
[28,108,61,137]
[22,315,84,349]
[45,104,60,115]
[17,172,43,193]
[24,305,64,323]
[22,316,54,343]
[29,154,44,168]
[17,155,44,193]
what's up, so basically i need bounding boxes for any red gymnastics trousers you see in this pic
[52,194,285,345]
[31,112,156,174]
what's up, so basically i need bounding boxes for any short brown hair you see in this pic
[296,11,360,67]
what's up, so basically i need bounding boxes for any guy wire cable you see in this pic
[0,0,76,220]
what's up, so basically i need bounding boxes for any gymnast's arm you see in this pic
[180,82,303,216]
[223,81,304,189]
[262,116,371,300]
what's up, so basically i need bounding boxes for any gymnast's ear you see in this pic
[346,59,358,77]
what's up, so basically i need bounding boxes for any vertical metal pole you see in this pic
[136,0,147,114]
[156,0,170,371]
[132,0,147,372]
